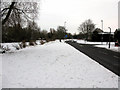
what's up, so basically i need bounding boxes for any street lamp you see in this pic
[64,21,67,41]
[101,20,103,31]
[108,27,111,48]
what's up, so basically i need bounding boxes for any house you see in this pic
[91,28,114,42]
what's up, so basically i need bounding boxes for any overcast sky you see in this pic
[36,0,119,34]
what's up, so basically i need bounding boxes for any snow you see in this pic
[74,39,113,45]
[75,39,120,52]
[1,43,20,52]
[1,40,118,88]
[95,44,120,52]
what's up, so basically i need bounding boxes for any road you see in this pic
[66,41,120,76]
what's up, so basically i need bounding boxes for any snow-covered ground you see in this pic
[0,40,42,53]
[1,40,118,88]
[95,44,120,52]
[74,39,120,52]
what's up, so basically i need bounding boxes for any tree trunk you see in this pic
[2,2,16,25]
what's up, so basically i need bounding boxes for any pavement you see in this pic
[65,41,120,76]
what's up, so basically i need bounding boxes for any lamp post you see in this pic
[101,20,103,31]
[64,21,67,41]
[108,27,111,48]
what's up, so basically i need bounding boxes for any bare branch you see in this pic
[2,2,16,25]
[14,7,33,20]
[0,8,9,13]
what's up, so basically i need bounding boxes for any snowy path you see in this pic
[2,41,118,88]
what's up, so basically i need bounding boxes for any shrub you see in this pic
[0,44,5,53]
[4,45,10,51]
[29,40,37,46]
[22,40,26,48]
[19,43,23,49]
[46,39,50,42]
[12,44,20,50]
[40,40,45,45]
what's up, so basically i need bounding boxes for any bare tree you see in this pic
[1,0,38,26]
[78,19,95,40]
[1,2,16,25]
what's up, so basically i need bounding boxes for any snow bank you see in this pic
[75,39,114,45]
[75,39,119,52]
[0,40,43,53]
[1,43,20,52]
[95,44,120,52]
[2,40,118,88]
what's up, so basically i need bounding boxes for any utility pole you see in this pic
[101,20,103,44]
[108,27,111,48]
[64,21,67,34]
[64,21,66,29]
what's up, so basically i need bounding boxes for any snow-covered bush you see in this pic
[19,43,23,49]
[0,44,3,49]
[0,43,21,53]
[12,44,20,50]
[3,45,11,51]
[0,44,5,53]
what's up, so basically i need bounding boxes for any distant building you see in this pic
[118,1,120,28]
[91,28,114,42]
[98,32,114,42]
[93,28,103,33]
[91,31,114,42]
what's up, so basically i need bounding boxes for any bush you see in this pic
[21,40,26,48]
[4,45,11,51]
[12,44,20,50]
[19,43,23,49]
[29,40,37,46]
[40,40,45,45]
[46,39,50,42]
[0,44,5,53]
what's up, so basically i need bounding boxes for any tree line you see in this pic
[2,22,73,42]
[1,1,72,43]
[1,1,120,43]
[2,18,120,43]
